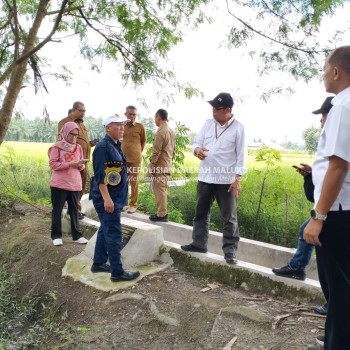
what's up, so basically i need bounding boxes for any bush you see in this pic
[238,168,310,246]
[139,168,310,248]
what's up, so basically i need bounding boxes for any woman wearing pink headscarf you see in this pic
[48,122,89,246]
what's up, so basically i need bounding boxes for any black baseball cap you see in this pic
[207,93,234,109]
[312,96,334,115]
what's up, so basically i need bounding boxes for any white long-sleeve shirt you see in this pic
[192,116,247,184]
[313,86,350,210]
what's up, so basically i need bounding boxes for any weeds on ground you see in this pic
[0,268,73,349]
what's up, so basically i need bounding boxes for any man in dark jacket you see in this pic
[90,115,140,282]
[272,97,333,322]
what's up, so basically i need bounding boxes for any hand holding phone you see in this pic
[90,139,99,146]
[292,165,311,175]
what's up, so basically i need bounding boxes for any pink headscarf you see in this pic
[55,122,79,152]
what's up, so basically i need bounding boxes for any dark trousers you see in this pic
[316,210,350,350]
[192,181,240,254]
[51,187,82,240]
[93,204,124,276]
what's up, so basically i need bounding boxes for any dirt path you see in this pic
[0,204,325,350]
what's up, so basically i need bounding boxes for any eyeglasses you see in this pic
[68,133,79,137]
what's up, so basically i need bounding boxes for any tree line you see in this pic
[5,114,319,153]
[4,115,160,144]
[5,116,106,143]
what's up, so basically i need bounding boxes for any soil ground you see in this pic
[0,203,326,350]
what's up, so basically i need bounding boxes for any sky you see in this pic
[17,1,350,144]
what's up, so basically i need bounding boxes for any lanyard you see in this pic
[107,140,126,164]
[215,119,234,139]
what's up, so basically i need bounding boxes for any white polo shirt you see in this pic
[192,116,247,184]
[313,86,350,211]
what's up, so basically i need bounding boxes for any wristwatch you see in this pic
[310,209,327,221]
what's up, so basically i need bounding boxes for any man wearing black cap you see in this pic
[273,97,333,277]
[304,46,350,350]
[181,92,247,264]
[312,96,333,127]
[272,97,333,339]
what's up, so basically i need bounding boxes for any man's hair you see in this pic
[328,46,350,74]
[72,101,84,110]
[126,105,137,111]
[156,109,168,121]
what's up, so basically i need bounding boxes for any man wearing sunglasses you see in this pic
[58,101,98,219]
[181,92,247,265]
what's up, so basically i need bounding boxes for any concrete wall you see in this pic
[78,194,318,280]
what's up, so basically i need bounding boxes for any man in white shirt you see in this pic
[304,46,350,350]
[181,93,247,264]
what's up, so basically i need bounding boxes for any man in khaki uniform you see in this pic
[121,105,146,213]
[147,109,176,222]
[58,101,98,219]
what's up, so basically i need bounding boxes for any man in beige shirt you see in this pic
[58,101,98,219]
[121,105,146,213]
[147,109,176,222]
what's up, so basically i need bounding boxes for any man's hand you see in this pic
[104,198,114,213]
[228,178,241,199]
[194,147,209,160]
[303,219,323,246]
[298,163,312,177]
[90,139,99,147]
[146,166,153,179]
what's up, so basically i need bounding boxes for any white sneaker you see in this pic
[127,207,137,213]
[74,237,89,244]
[53,238,63,246]
[122,205,129,212]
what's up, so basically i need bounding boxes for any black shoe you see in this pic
[316,335,325,346]
[314,303,328,316]
[111,271,140,282]
[225,252,238,264]
[91,263,111,273]
[149,214,168,222]
[180,244,207,253]
[272,265,306,281]
[78,212,86,220]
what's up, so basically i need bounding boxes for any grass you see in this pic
[1,141,316,247]
[0,267,72,349]
[0,142,52,204]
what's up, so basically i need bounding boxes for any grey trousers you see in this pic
[192,181,240,254]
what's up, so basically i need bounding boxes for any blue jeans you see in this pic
[93,203,124,276]
[288,218,314,272]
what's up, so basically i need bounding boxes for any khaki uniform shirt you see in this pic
[121,122,146,163]
[58,116,91,159]
[149,123,176,174]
